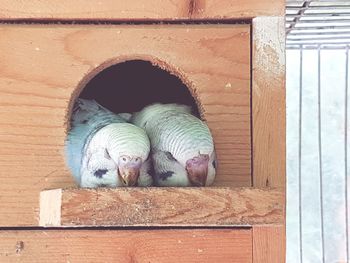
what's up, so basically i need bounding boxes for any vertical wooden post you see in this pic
[252,16,286,188]
[253,225,285,263]
[252,16,286,263]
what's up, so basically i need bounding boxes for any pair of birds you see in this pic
[65,99,217,188]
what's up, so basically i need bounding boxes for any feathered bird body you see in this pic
[65,99,151,188]
[132,103,217,186]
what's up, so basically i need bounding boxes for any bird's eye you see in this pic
[122,157,127,162]
[135,157,141,162]
[104,149,111,160]
[165,152,177,161]
[212,160,217,169]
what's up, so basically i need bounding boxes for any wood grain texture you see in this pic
[39,187,284,227]
[0,229,252,263]
[39,189,62,227]
[253,225,285,263]
[251,17,286,261]
[0,0,284,20]
[0,24,250,226]
[252,17,286,188]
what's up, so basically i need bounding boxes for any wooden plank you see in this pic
[39,189,62,227]
[39,187,284,227]
[251,16,286,263]
[0,0,284,20]
[0,24,250,226]
[253,225,285,263]
[0,229,252,262]
[252,17,286,188]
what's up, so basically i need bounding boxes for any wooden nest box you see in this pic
[0,1,285,262]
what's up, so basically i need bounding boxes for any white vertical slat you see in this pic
[287,47,350,262]
[300,49,323,263]
[345,47,350,262]
[299,48,304,263]
[317,47,326,263]
[320,49,347,263]
[286,49,302,263]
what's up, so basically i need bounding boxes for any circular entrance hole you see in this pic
[76,60,200,117]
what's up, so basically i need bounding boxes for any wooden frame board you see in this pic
[0,229,253,262]
[0,0,284,21]
[253,225,285,263]
[251,16,286,263]
[0,23,250,226]
[39,187,284,227]
[252,16,286,188]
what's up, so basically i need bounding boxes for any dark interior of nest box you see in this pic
[78,60,201,117]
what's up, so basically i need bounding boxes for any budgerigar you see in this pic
[65,99,152,188]
[131,103,217,187]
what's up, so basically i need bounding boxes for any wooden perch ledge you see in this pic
[39,187,284,227]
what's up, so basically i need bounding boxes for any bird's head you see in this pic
[168,122,215,187]
[87,123,150,187]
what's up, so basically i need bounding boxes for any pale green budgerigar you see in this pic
[131,103,217,187]
[65,99,152,188]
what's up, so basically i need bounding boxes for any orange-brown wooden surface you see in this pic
[0,24,250,226]
[251,17,286,263]
[39,187,284,227]
[252,225,285,263]
[0,0,284,20]
[252,17,286,188]
[0,229,252,262]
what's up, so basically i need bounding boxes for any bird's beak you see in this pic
[118,166,140,186]
[186,154,209,187]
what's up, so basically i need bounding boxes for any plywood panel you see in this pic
[0,0,284,20]
[0,24,250,226]
[252,17,286,188]
[39,187,284,227]
[253,225,285,263]
[0,229,252,263]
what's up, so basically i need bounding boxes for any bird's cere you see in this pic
[186,154,210,186]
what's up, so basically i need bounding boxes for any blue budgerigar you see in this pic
[131,103,217,187]
[65,99,152,188]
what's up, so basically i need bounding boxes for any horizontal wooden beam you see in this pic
[39,187,284,227]
[0,0,284,21]
[0,229,252,262]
